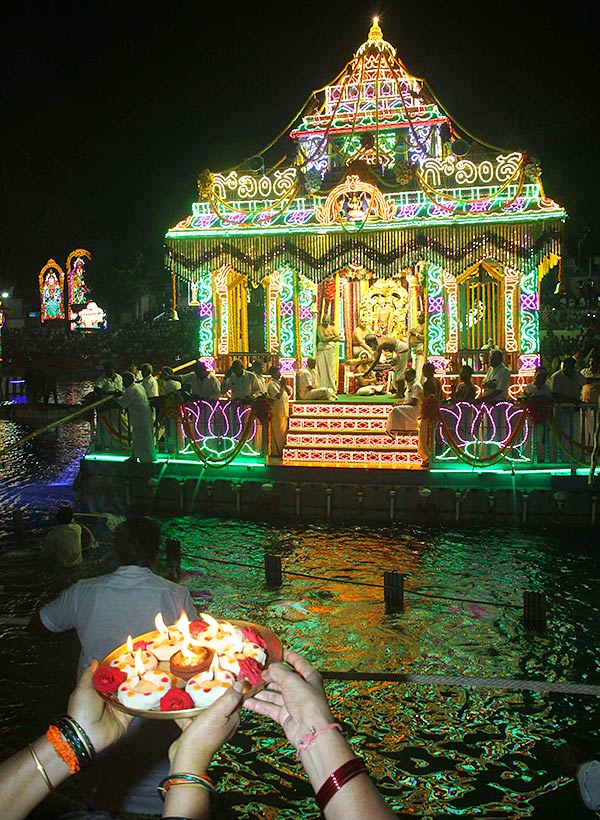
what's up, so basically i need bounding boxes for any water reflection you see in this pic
[1,382,599,817]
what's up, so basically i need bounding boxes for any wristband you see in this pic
[316,757,368,813]
[296,723,343,759]
[46,725,80,774]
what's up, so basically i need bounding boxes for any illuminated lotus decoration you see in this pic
[438,401,529,462]
[181,400,259,462]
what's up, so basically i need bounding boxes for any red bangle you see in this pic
[315,757,368,813]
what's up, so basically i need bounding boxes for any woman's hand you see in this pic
[168,681,245,774]
[67,661,133,754]
[244,649,334,750]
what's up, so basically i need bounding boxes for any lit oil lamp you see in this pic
[110,634,158,676]
[117,648,174,710]
[146,612,183,661]
[185,651,235,708]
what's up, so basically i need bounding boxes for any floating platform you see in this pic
[76,451,597,528]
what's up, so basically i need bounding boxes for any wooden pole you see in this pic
[0,395,112,457]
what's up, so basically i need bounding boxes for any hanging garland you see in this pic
[99,412,132,447]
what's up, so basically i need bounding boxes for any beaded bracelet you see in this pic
[158,772,216,800]
[296,723,342,759]
[46,725,80,774]
[316,757,368,813]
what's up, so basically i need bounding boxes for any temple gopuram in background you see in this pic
[165,19,565,382]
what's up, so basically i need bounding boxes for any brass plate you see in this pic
[97,619,283,719]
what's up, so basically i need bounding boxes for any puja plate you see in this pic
[96,619,283,720]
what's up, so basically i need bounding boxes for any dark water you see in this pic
[1,386,600,818]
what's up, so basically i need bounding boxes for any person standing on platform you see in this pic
[316,316,341,392]
[451,365,477,402]
[93,361,124,452]
[581,353,600,404]
[251,360,268,394]
[296,357,337,401]
[421,361,442,399]
[409,312,425,384]
[160,366,185,454]
[386,367,423,435]
[267,365,291,458]
[363,336,410,395]
[220,359,261,399]
[548,356,583,403]
[181,361,221,400]
[117,372,156,463]
[140,363,158,398]
[28,517,198,817]
[479,349,511,402]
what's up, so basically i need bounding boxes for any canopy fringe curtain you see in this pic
[166,223,562,286]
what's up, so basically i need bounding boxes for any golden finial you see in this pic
[368,16,383,40]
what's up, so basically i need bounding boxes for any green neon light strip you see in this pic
[84,454,265,467]
[167,209,565,240]
[429,467,587,475]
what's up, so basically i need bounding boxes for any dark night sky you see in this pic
[1,0,597,302]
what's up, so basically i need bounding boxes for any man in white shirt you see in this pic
[45,505,83,567]
[521,367,552,401]
[117,371,156,462]
[220,359,261,399]
[94,361,125,452]
[549,357,583,403]
[409,312,425,384]
[140,363,159,398]
[251,360,268,394]
[296,357,337,400]
[480,349,511,402]
[29,517,197,815]
[180,361,221,400]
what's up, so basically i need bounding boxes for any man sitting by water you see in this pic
[28,516,197,815]
[44,505,83,567]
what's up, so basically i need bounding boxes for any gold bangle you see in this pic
[29,743,53,792]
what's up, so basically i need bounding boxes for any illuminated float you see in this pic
[164,19,565,469]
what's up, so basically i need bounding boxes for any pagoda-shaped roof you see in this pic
[167,19,565,241]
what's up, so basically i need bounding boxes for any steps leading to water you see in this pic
[283,401,421,469]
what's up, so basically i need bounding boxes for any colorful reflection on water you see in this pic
[1,386,600,817]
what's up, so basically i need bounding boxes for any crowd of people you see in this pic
[1,312,201,380]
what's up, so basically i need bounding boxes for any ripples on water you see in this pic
[1,386,600,817]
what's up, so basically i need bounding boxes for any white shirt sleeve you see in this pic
[39,584,81,633]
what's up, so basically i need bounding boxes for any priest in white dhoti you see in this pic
[267,365,291,457]
[315,316,341,392]
[118,372,156,463]
[386,367,423,435]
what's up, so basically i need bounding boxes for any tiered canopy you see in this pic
[166,19,564,284]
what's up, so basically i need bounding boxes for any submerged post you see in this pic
[523,591,546,631]
[265,553,282,588]
[12,508,25,543]
[384,571,404,612]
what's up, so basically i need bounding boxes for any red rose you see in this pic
[238,657,263,688]
[93,665,127,695]
[133,640,149,651]
[240,626,267,650]
[190,620,209,636]
[159,689,195,712]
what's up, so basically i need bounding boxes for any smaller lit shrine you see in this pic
[39,249,106,330]
[166,18,565,385]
